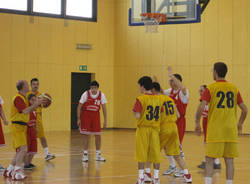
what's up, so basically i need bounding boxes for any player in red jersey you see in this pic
[0,96,8,171]
[77,81,107,162]
[197,85,221,169]
[24,94,38,170]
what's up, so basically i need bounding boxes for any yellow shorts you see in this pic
[206,142,238,158]
[135,127,161,163]
[160,122,180,156]
[36,120,45,138]
[10,123,27,149]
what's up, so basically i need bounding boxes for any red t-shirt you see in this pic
[14,96,26,113]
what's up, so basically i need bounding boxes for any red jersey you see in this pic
[28,111,37,127]
[169,89,187,117]
[82,91,102,112]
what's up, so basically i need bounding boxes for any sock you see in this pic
[226,180,233,184]
[145,168,151,174]
[14,166,21,172]
[214,158,220,164]
[168,156,176,167]
[183,169,189,175]
[7,164,14,171]
[96,150,101,155]
[154,169,159,179]
[44,147,49,155]
[139,169,144,179]
[83,150,88,155]
[205,177,212,184]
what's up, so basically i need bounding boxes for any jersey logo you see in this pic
[94,100,101,105]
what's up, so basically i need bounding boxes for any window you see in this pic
[66,0,92,18]
[33,0,61,15]
[0,0,27,11]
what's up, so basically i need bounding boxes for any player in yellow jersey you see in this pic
[133,76,162,184]
[27,78,55,161]
[195,62,248,184]
[4,80,42,180]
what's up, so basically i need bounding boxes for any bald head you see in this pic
[16,80,29,94]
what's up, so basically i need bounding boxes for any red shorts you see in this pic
[0,122,5,146]
[176,117,186,144]
[80,111,101,135]
[27,126,37,154]
[202,117,208,142]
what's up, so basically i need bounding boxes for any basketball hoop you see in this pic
[140,13,167,33]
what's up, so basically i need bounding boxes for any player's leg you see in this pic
[224,158,234,183]
[94,113,105,161]
[4,154,17,177]
[144,162,152,182]
[82,134,89,162]
[12,145,28,180]
[80,111,91,162]
[205,157,214,184]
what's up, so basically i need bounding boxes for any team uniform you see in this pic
[27,111,37,154]
[0,96,5,147]
[133,94,162,163]
[164,89,189,144]
[159,95,180,156]
[201,80,243,158]
[26,91,44,138]
[10,94,29,149]
[79,90,107,135]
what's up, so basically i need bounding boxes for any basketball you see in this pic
[39,93,52,108]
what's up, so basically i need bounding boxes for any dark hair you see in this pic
[138,76,152,90]
[31,78,39,85]
[152,82,161,92]
[90,81,99,88]
[173,73,182,82]
[202,84,207,89]
[214,62,228,78]
[28,94,36,101]
[16,81,25,91]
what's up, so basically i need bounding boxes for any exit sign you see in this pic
[79,65,87,71]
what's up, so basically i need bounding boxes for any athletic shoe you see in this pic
[152,178,160,184]
[82,154,88,162]
[136,178,144,184]
[3,169,13,177]
[45,153,56,161]
[163,166,178,175]
[184,174,192,183]
[96,154,106,162]
[197,161,206,169]
[29,163,36,169]
[0,165,5,171]
[12,169,27,180]
[144,172,152,182]
[174,169,184,177]
[213,163,221,169]
[24,165,33,170]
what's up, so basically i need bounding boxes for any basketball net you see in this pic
[141,13,166,33]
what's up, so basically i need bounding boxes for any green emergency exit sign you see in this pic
[79,65,87,71]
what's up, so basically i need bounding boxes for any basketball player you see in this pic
[4,80,42,180]
[0,95,8,171]
[24,94,38,170]
[133,76,162,184]
[195,62,248,184]
[77,81,107,162]
[197,85,221,169]
[27,78,55,161]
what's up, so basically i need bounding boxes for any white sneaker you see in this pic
[174,169,184,177]
[163,166,178,175]
[3,169,13,177]
[136,178,144,184]
[12,170,27,180]
[96,154,106,162]
[45,153,56,161]
[144,172,152,182]
[152,178,160,184]
[82,154,88,162]
[184,174,192,183]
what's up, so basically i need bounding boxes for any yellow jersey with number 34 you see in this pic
[160,95,177,124]
[133,94,163,128]
[201,81,243,143]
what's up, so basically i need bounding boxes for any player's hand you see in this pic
[238,123,243,135]
[168,66,173,78]
[195,124,201,136]
[103,120,107,129]
[77,119,81,127]
[3,120,8,125]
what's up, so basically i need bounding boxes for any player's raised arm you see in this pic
[195,100,207,136]
[168,66,187,95]
[237,103,248,135]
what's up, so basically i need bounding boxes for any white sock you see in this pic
[154,169,159,179]
[139,169,144,179]
[96,150,101,155]
[83,150,88,155]
[226,180,233,184]
[44,147,49,155]
[145,168,151,174]
[183,169,189,175]
[205,177,212,184]
[7,164,14,171]
[168,156,176,167]
[214,158,220,164]
[14,166,21,172]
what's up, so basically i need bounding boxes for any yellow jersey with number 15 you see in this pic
[160,95,177,124]
[201,80,243,143]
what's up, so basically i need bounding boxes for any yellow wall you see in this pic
[114,0,250,133]
[0,0,115,133]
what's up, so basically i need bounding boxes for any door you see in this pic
[71,73,92,130]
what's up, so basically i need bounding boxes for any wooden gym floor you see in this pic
[0,130,250,184]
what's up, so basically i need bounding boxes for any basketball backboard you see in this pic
[129,0,201,26]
